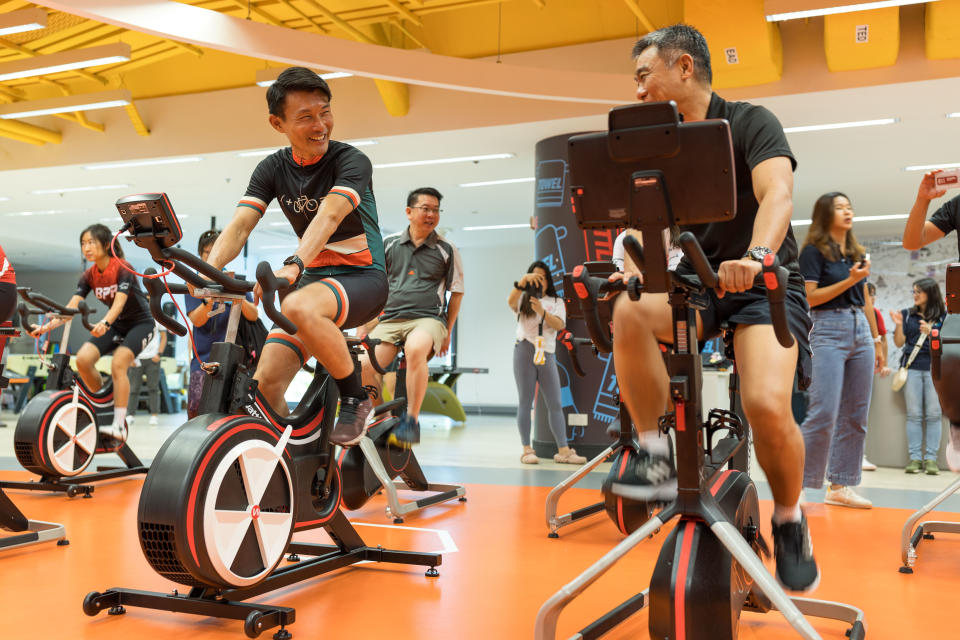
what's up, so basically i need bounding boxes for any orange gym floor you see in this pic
[1,470,956,640]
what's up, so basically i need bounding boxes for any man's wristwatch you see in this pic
[743,246,773,262]
[282,255,305,284]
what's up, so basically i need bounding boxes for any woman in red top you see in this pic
[30,224,154,443]
[0,244,17,363]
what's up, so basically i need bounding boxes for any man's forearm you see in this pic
[903,198,931,251]
[446,293,464,334]
[294,198,354,266]
[748,187,792,253]
[208,217,251,269]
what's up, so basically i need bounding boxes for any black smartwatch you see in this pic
[743,246,773,262]
[282,254,305,284]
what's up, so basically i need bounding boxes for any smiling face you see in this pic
[269,90,333,160]
[406,193,441,233]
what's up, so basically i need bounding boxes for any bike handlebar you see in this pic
[16,287,94,331]
[142,268,190,337]
[255,261,297,335]
[360,336,388,374]
[557,330,592,377]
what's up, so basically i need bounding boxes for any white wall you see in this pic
[451,237,532,409]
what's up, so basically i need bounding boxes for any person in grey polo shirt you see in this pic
[362,187,464,447]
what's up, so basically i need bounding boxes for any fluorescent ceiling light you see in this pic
[459,177,535,188]
[0,42,130,82]
[0,89,131,119]
[85,156,202,170]
[462,223,530,231]
[32,184,129,195]
[783,118,897,133]
[792,213,908,227]
[766,0,933,21]
[0,8,47,36]
[255,68,353,87]
[0,196,9,202]
[3,209,84,217]
[375,153,514,169]
[946,112,960,118]
[237,139,376,158]
[905,162,960,171]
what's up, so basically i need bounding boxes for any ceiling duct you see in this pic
[925,0,960,59]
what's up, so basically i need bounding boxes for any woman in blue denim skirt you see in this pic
[890,278,947,475]
[798,192,883,509]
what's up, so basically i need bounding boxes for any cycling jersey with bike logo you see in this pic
[237,142,385,277]
[75,256,153,327]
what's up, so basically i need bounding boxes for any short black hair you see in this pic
[407,187,443,208]
[632,24,712,85]
[198,229,220,255]
[80,223,123,259]
[867,282,876,296]
[267,67,332,118]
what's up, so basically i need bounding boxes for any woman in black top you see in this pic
[890,277,947,474]
[798,192,882,509]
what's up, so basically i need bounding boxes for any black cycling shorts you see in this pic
[264,268,387,366]
[87,320,155,358]
[676,264,813,389]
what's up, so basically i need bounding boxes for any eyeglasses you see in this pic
[411,205,442,214]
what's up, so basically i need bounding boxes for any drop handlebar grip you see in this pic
[761,254,795,349]
[256,261,296,335]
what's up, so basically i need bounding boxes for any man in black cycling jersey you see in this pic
[202,67,387,447]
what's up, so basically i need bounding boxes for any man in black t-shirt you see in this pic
[608,25,817,593]
[901,170,960,473]
[203,67,387,447]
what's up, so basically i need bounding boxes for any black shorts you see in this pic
[676,265,813,389]
[265,268,388,366]
[87,320,155,358]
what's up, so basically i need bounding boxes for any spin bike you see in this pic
[899,263,960,574]
[544,275,658,538]
[82,193,444,639]
[339,339,466,524]
[0,322,68,551]
[535,101,865,640]
[1,288,147,498]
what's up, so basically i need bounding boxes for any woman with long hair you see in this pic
[29,223,155,444]
[509,261,585,464]
[890,277,948,474]
[798,192,882,509]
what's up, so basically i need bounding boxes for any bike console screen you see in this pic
[115,193,183,256]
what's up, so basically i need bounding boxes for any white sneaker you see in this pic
[861,456,877,471]
[946,425,960,473]
[98,421,128,446]
[149,414,159,426]
[824,486,872,509]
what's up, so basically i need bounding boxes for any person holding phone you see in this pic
[890,278,947,475]
[508,261,585,465]
[798,193,882,508]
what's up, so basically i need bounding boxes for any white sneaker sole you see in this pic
[824,497,872,509]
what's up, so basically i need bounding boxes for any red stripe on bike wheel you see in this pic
[674,520,697,640]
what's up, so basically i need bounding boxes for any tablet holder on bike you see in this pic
[536,101,865,640]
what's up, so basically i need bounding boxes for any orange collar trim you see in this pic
[291,149,323,166]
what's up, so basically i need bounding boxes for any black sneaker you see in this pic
[771,514,821,593]
[605,448,678,502]
[387,413,420,449]
[330,395,373,447]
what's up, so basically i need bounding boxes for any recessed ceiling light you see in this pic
[3,209,84,217]
[85,157,202,170]
[462,223,530,231]
[32,184,129,195]
[766,1,933,22]
[783,118,897,133]
[904,162,960,171]
[375,153,514,169]
[459,177,535,188]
